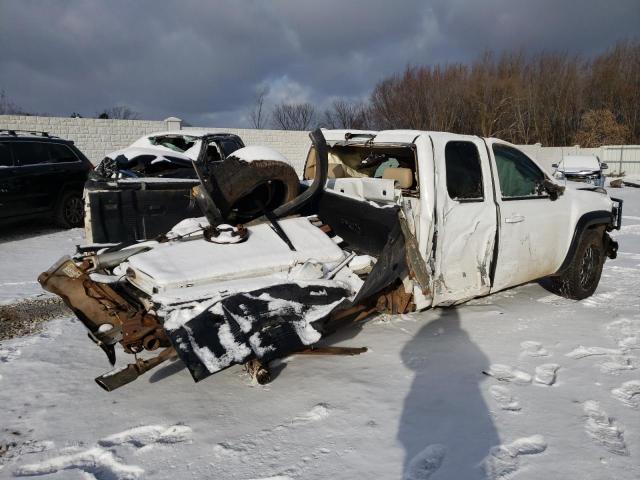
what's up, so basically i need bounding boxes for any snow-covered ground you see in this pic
[1,186,639,480]
[0,224,83,305]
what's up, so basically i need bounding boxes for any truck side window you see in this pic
[492,145,545,199]
[445,141,484,201]
[0,142,12,167]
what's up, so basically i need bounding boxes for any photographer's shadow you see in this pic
[398,308,499,479]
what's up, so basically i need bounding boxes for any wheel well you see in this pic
[555,210,612,275]
[54,184,84,207]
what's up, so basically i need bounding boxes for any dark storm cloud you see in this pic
[1,0,638,126]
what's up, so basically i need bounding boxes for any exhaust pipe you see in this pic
[86,245,151,271]
[95,347,177,391]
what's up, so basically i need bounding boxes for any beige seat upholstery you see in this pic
[305,161,345,179]
[383,167,413,189]
[303,147,316,179]
[328,163,345,178]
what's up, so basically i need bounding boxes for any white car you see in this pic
[552,155,608,187]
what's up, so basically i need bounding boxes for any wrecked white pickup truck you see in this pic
[38,129,623,391]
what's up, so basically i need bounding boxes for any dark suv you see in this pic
[0,130,93,228]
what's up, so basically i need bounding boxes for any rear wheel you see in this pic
[549,228,605,300]
[55,190,84,228]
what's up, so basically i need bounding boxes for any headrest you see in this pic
[383,167,413,189]
[328,163,345,178]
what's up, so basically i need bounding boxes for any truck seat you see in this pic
[382,167,413,189]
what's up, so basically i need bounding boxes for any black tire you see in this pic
[206,159,300,219]
[55,190,84,228]
[216,160,299,209]
[549,228,605,300]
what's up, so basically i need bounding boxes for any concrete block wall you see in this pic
[0,115,166,163]
[0,115,312,174]
[1,114,638,175]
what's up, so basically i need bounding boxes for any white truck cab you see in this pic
[305,129,622,307]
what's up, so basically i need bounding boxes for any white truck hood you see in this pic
[558,155,600,173]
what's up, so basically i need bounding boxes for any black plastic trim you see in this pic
[501,195,549,201]
[610,197,623,230]
[481,139,500,287]
[555,210,613,275]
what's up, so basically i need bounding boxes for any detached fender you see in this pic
[555,210,613,275]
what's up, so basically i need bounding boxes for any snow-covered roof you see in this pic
[322,129,486,145]
[229,145,287,163]
[321,129,423,144]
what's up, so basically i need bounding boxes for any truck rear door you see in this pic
[430,133,497,305]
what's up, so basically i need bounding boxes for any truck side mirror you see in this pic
[543,179,565,201]
[551,163,558,169]
[601,163,608,170]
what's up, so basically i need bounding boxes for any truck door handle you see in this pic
[505,215,525,224]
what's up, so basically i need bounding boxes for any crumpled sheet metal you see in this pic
[168,209,427,382]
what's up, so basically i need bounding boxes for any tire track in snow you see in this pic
[403,444,446,480]
[611,380,640,408]
[14,447,145,480]
[489,386,521,411]
[583,401,628,456]
[607,318,640,351]
[569,319,640,374]
[598,356,636,374]
[534,364,559,386]
[208,403,335,479]
[566,346,623,359]
[483,364,532,385]
[520,341,550,357]
[484,435,547,479]
[13,424,192,479]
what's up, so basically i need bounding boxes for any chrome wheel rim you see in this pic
[64,196,84,225]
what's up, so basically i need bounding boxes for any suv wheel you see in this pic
[56,190,84,228]
[549,228,605,300]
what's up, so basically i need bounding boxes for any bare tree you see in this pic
[249,87,268,129]
[271,102,316,130]
[574,109,630,147]
[97,105,141,120]
[367,39,640,145]
[0,89,32,115]
[586,40,640,145]
[323,99,369,129]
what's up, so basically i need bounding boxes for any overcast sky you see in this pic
[1,0,638,127]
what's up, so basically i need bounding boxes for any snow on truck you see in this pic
[38,129,623,391]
